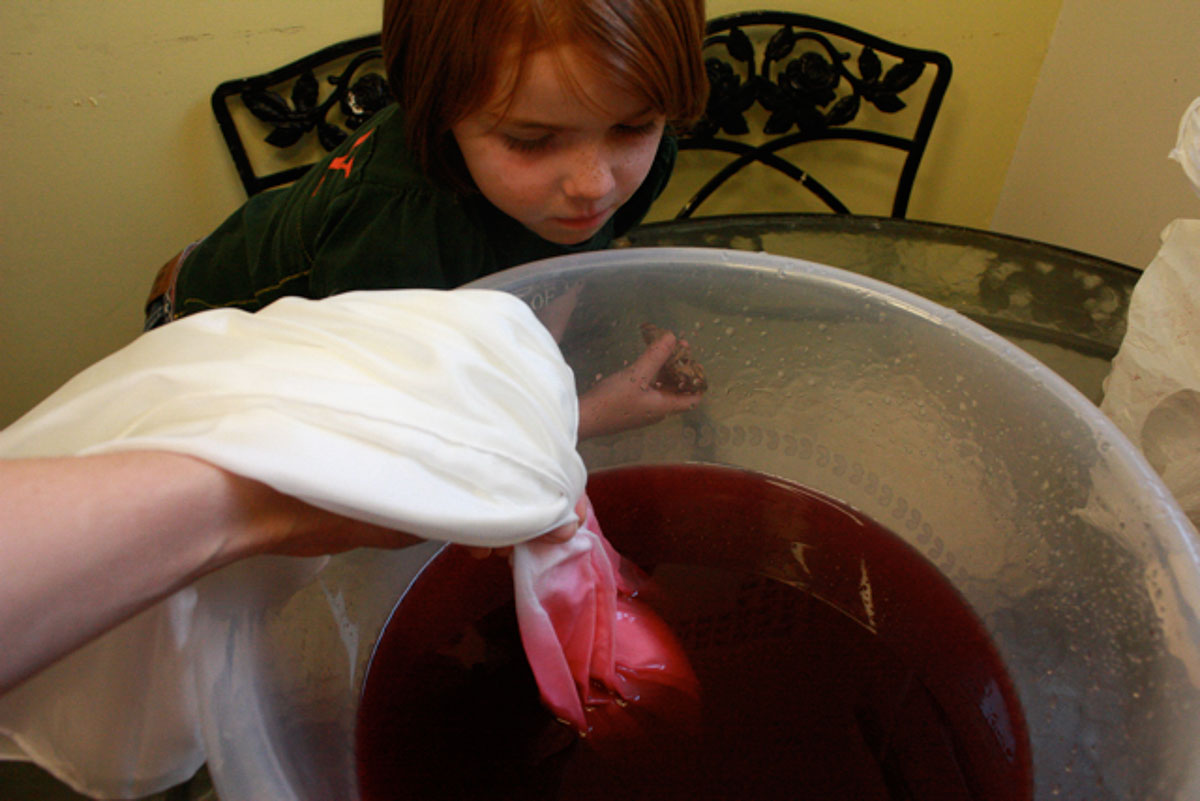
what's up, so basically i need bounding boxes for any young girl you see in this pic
[146,0,710,436]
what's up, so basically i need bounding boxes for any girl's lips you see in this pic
[553,209,612,231]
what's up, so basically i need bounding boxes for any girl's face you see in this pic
[451,43,666,245]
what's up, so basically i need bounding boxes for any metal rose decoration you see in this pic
[670,13,952,219]
[693,22,927,140]
[241,50,390,153]
[339,73,392,131]
[693,57,755,138]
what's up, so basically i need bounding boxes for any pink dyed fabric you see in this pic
[511,495,699,737]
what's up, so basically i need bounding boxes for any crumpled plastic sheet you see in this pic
[1169,96,1200,199]
[1101,215,1200,532]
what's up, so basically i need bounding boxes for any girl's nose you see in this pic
[563,144,616,201]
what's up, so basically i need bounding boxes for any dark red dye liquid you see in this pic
[357,464,1031,800]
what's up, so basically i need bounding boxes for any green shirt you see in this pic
[174,105,676,316]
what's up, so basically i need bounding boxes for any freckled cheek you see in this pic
[619,150,650,179]
[465,146,542,205]
[484,155,564,214]
[506,164,562,205]
[613,145,659,197]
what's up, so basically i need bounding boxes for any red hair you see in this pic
[382,0,708,191]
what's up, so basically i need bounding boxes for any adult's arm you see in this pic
[0,450,416,694]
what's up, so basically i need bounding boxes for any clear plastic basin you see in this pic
[200,249,1200,801]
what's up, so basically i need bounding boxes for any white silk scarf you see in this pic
[0,289,589,796]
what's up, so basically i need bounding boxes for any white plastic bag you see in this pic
[1101,220,1200,532]
[1169,96,1200,199]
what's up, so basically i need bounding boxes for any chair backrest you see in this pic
[211,34,390,197]
[670,11,952,219]
[212,15,951,215]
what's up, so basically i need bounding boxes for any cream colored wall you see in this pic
[991,0,1200,268]
[0,0,1061,428]
[1,1,382,428]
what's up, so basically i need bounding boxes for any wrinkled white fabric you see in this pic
[1169,96,1200,198]
[0,289,586,545]
[0,288,587,797]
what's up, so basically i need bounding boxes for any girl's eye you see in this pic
[498,119,660,154]
[613,121,660,139]
[502,133,555,154]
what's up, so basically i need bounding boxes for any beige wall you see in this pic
[991,0,1200,267]
[2,2,382,428]
[0,0,1187,428]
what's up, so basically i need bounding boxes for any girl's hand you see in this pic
[578,330,704,440]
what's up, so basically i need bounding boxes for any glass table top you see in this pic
[620,214,1142,404]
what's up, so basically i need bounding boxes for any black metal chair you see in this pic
[211,33,389,197]
[211,13,951,217]
[670,11,952,219]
